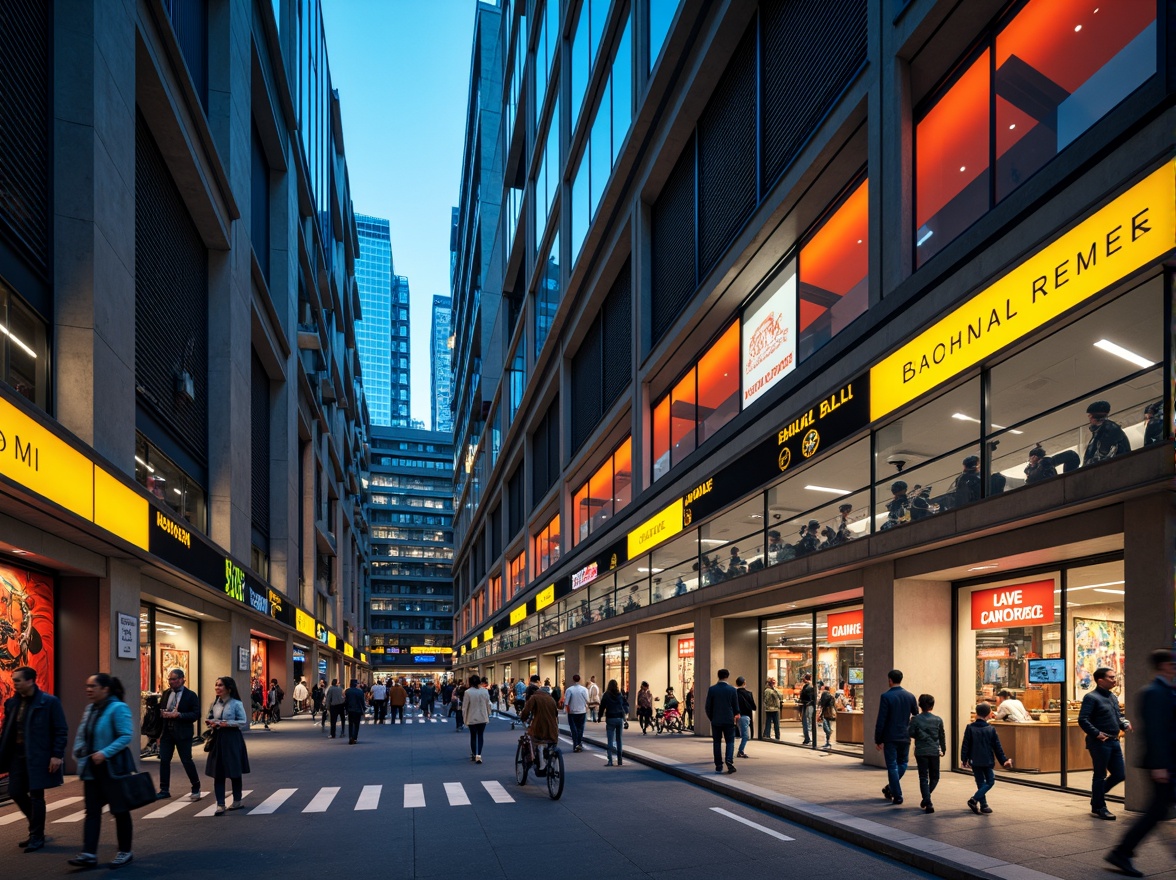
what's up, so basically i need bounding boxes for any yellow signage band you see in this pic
[627,498,684,558]
[871,163,1176,421]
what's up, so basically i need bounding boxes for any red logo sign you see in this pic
[970,580,1055,630]
[826,610,863,643]
[677,637,695,658]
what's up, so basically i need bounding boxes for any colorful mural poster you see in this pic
[0,563,55,734]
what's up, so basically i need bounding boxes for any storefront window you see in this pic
[150,607,201,705]
[699,496,763,580]
[509,552,525,597]
[798,179,869,359]
[603,642,628,697]
[250,637,268,707]
[816,606,864,754]
[554,653,565,690]
[763,613,813,740]
[533,513,561,577]
[673,633,694,704]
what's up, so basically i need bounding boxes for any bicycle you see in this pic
[514,730,564,800]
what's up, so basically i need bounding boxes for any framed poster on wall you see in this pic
[238,646,249,672]
[0,563,55,741]
[1073,617,1125,700]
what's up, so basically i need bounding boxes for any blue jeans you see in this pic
[762,711,779,740]
[738,716,751,753]
[1089,739,1126,811]
[605,718,624,763]
[802,704,815,742]
[883,741,910,799]
[821,717,832,746]
[971,766,995,805]
[568,713,586,749]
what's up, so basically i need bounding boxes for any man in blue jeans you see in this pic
[705,668,741,774]
[874,668,918,805]
[1078,666,1132,820]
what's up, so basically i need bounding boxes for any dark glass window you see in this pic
[0,282,48,410]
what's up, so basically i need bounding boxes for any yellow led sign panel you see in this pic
[0,396,94,520]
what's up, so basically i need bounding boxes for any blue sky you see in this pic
[321,1,478,429]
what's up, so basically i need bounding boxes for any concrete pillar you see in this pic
[634,630,669,701]
[692,607,723,736]
[1122,492,1176,811]
[863,561,952,768]
[58,577,102,773]
[52,0,137,471]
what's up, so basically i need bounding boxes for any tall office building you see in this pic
[390,274,413,426]
[367,426,455,676]
[432,295,454,434]
[449,0,1175,814]
[0,0,372,784]
[355,213,394,427]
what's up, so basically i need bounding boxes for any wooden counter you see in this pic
[989,721,1093,773]
[835,710,864,744]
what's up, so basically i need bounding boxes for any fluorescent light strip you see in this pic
[1093,588,1125,595]
[952,413,1023,435]
[916,226,933,246]
[1093,339,1154,369]
[804,485,851,496]
[0,325,36,359]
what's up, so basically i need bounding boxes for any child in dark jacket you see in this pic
[908,693,946,813]
[960,702,1013,813]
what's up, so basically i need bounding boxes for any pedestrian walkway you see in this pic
[564,722,1175,880]
[0,781,516,825]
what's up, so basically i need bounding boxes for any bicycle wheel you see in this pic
[546,748,565,800]
[668,717,683,734]
[515,740,529,785]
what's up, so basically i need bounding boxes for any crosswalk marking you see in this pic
[55,805,107,824]
[481,781,514,804]
[145,792,209,818]
[355,785,381,810]
[403,783,425,808]
[444,782,470,806]
[195,790,254,817]
[302,787,340,813]
[249,788,297,815]
[0,796,82,825]
[710,807,795,841]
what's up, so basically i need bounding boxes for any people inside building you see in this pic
[993,690,1033,723]
[951,455,982,508]
[880,481,909,531]
[1142,401,1164,446]
[1023,446,1057,484]
[1083,400,1131,465]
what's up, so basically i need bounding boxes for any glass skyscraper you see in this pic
[355,213,393,427]
[431,295,453,434]
[391,274,412,426]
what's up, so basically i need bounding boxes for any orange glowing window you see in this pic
[571,436,633,546]
[587,457,613,534]
[509,553,526,597]
[534,514,561,576]
[489,575,503,613]
[613,437,632,511]
[670,369,697,466]
[696,322,740,444]
[652,395,670,480]
[573,481,590,545]
[798,181,868,359]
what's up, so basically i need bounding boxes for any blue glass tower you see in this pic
[355,213,393,427]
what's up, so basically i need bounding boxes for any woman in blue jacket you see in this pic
[70,673,135,868]
[205,676,251,815]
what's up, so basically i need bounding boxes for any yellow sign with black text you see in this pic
[296,609,316,638]
[871,163,1176,421]
[510,603,527,626]
[535,584,555,611]
[627,499,684,558]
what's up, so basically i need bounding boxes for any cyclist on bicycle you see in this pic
[520,675,559,774]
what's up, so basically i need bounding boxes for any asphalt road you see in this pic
[0,708,934,878]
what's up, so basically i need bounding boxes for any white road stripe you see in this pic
[355,785,381,810]
[710,807,794,841]
[248,788,297,815]
[195,790,253,817]
[55,805,106,824]
[145,792,209,818]
[0,796,82,825]
[302,787,340,813]
[444,782,470,806]
[403,784,425,808]
[481,781,515,804]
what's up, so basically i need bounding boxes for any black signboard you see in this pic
[682,374,871,525]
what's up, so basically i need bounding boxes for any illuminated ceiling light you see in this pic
[1093,588,1124,594]
[916,225,933,247]
[1093,338,1155,369]
[1074,24,1082,32]
[134,455,156,473]
[1008,123,1016,130]
[10,549,28,555]
[967,564,999,572]
[637,567,664,573]
[804,485,851,495]
[0,325,36,359]
[951,412,1022,435]
[173,487,182,495]
[857,239,863,244]
[700,539,727,545]
[959,165,966,172]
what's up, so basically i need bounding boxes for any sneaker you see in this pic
[1104,851,1143,878]
[213,804,227,816]
[476,755,482,764]
[155,791,171,800]
[924,804,935,814]
[726,763,737,774]
[110,852,134,869]
[189,790,202,801]
[980,805,993,814]
[228,797,246,811]
[23,836,45,852]
[892,797,903,805]
[882,785,892,800]
[606,762,614,767]
[968,798,979,814]
[67,854,98,867]
[737,752,749,758]
[18,837,30,848]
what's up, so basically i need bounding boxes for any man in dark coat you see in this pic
[874,668,919,805]
[344,679,366,744]
[156,667,202,801]
[705,668,740,775]
[1105,649,1176,878]
[1083,400,1131,465]
[0,665,68,852]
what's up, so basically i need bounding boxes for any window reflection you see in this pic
[799,179,868,359]
[134,433,207,533]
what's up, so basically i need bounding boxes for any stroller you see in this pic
[140,694,163,758]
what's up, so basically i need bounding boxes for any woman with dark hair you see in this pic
[205,676,250,816]
[462,674,491,763]
[599,679,629,766]
[70,673,135,868]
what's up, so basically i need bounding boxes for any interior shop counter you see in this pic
[835,711,864,744]
[989,721,1095,773]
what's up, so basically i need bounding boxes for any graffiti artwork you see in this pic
[0,563,54,731]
